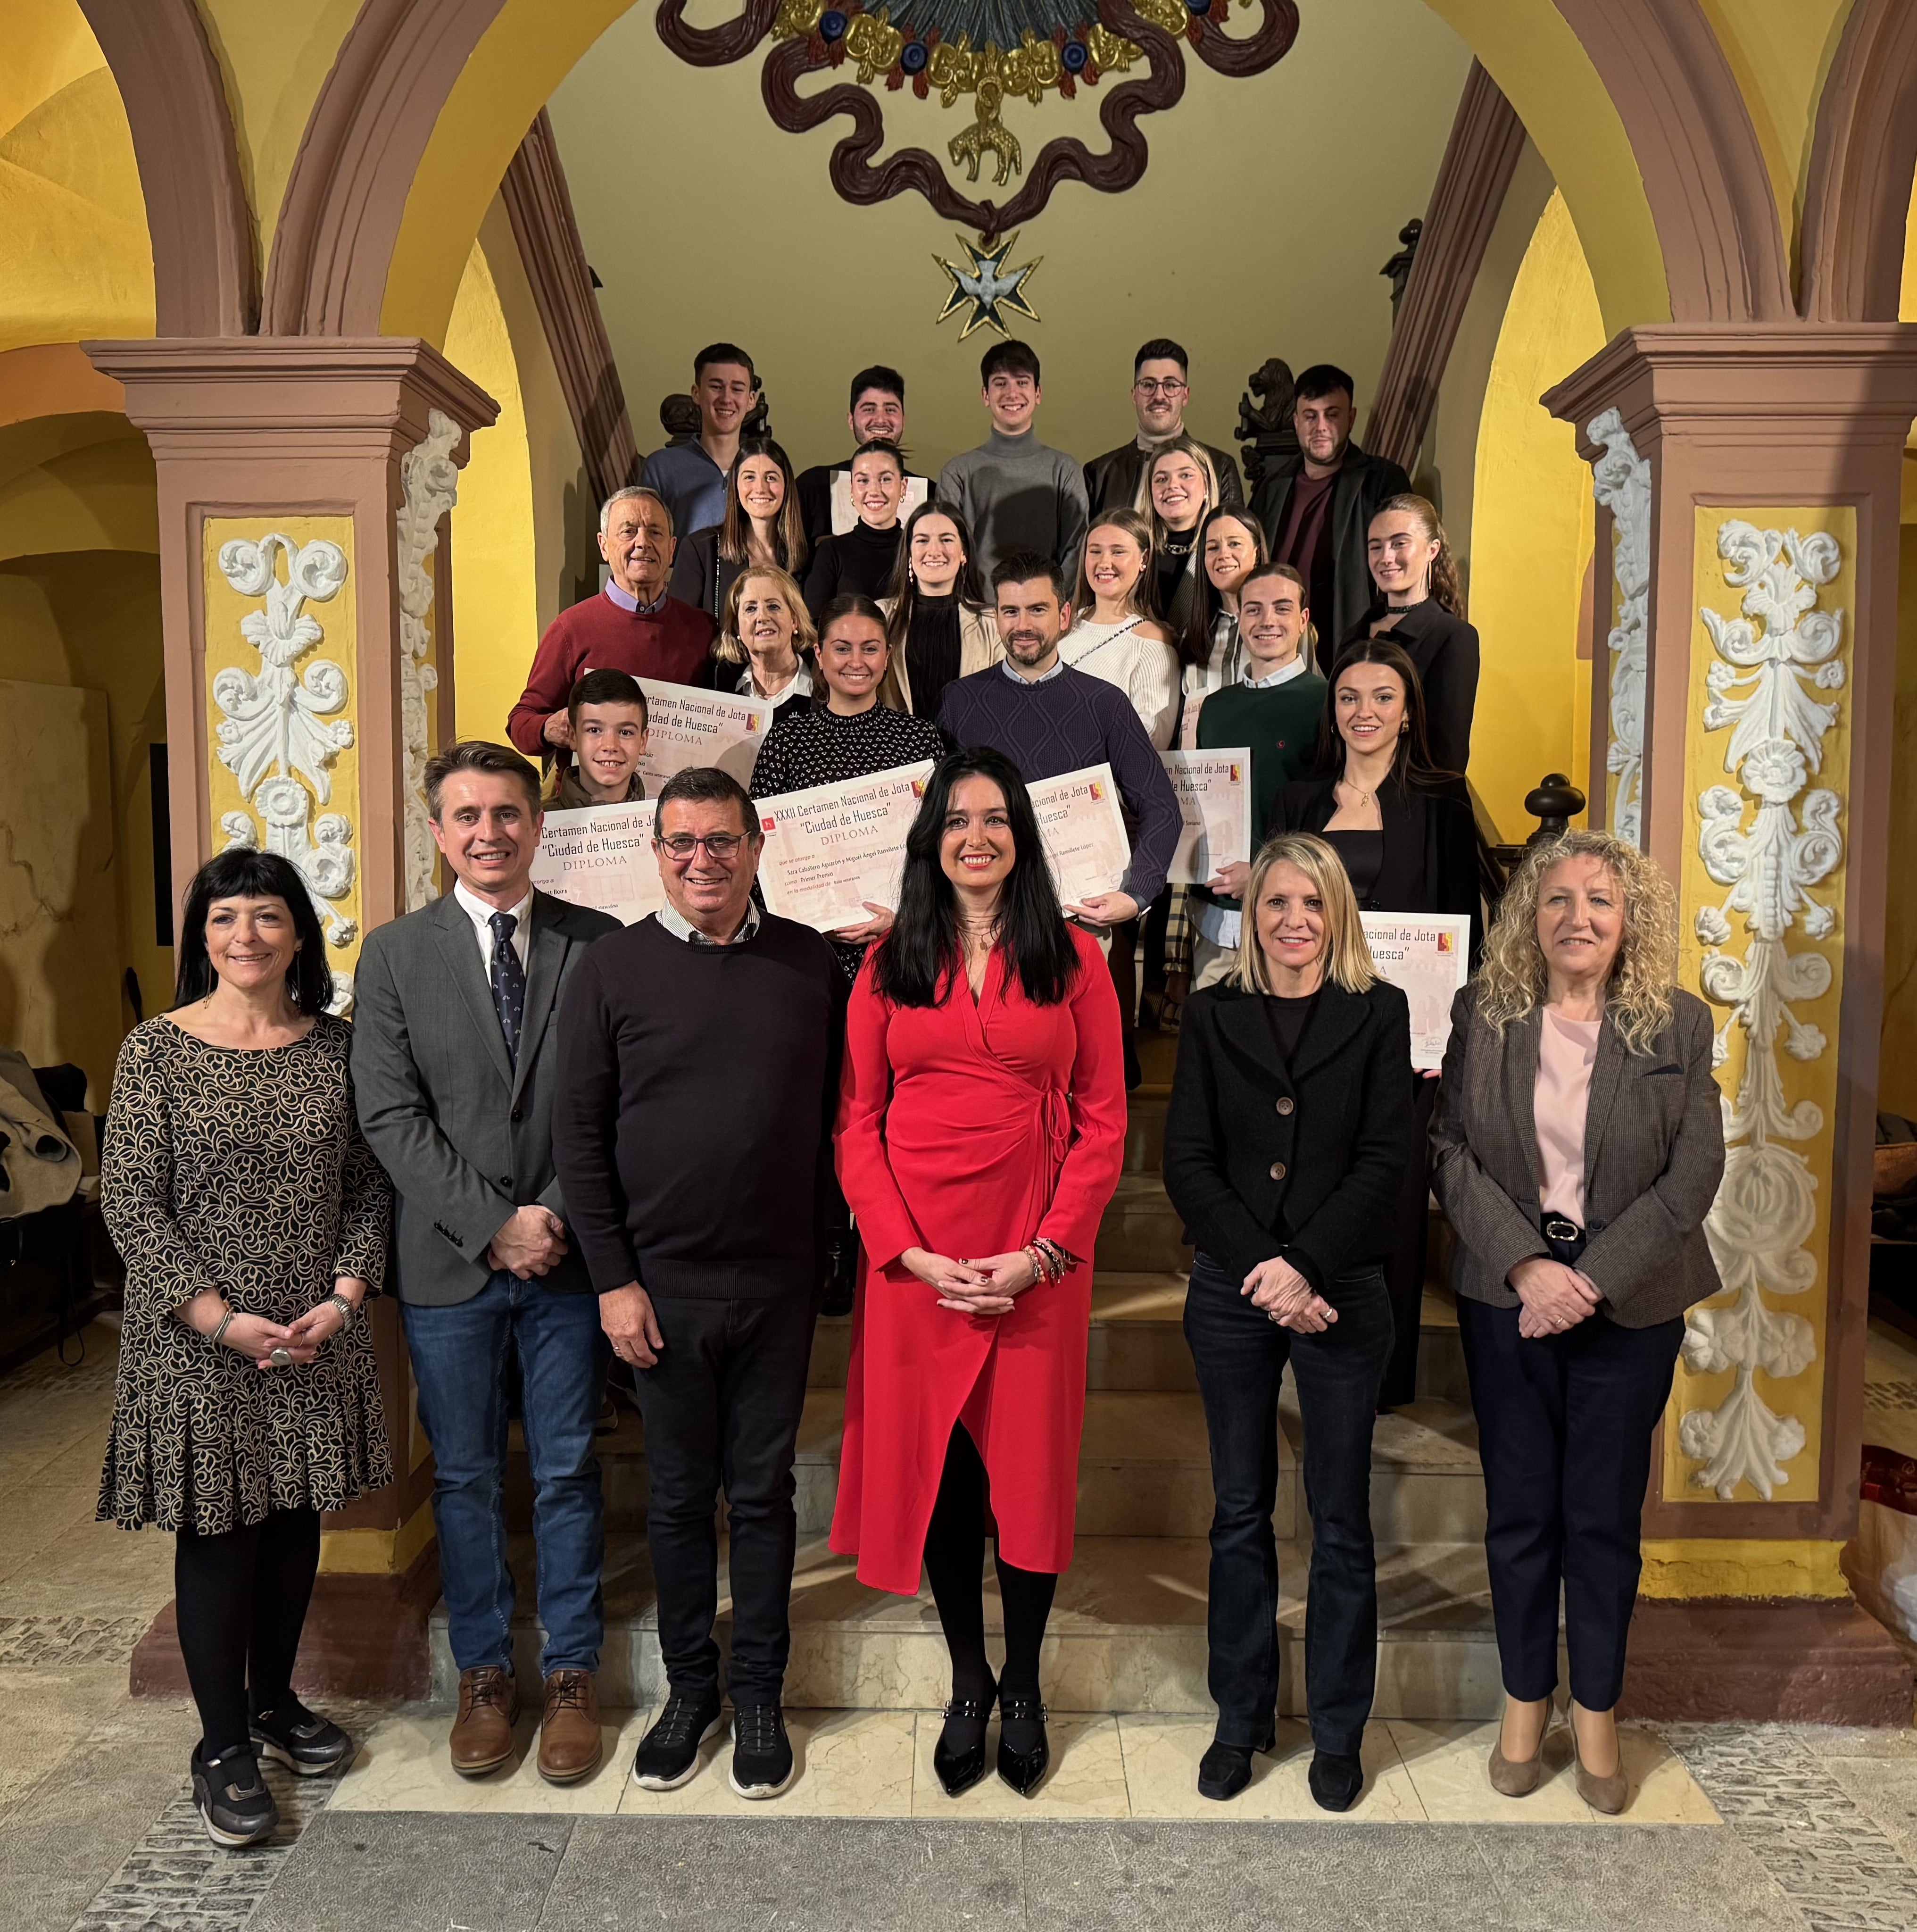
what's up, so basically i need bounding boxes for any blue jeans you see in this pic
[401,1272,607,1676]
[1183,1255,1394,1755]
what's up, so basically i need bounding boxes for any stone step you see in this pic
[508,1381,1483,1549]
[431,1532,1502,1719]
[1123,1086,1169,1176]
[1095,1173,1193,1275]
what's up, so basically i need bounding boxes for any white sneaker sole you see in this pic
[630,1713,725,1791]
[195,1796,276,1849]
[727,1722,797,1800]
[253,1736,352,1778]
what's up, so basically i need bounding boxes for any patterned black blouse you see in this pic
[98,1015,393,1534]
[749,702,948,977]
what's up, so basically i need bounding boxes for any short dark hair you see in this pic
[1134,337,1188,376]
[1239,560,1308,605]
[980,339,1040,386]
[849,365,905,411]
[694,342,755,381]
[425,739,542,819]
[990,550,1068,600]
[654,766,757,838]
[1294,363,1355,406]
[568,669,648,732]
[817,592,888,637]
[174,848,332,1014]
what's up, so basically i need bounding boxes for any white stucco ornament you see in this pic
[1585,409,1651,848]
[396,410,462,911]
[1680,520,1842,1501]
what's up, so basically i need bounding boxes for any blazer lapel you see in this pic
[1504,1007,1544,1207]
[510,896,568,1101]
[1289,981,1369,1083]
[1579,1013,1631,1197]
[430,892,514,1092]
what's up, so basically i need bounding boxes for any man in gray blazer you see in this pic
[352,739,619,1787]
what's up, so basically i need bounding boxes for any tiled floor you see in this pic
[8,1316,1917,1931]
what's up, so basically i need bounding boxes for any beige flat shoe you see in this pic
[1568,1702,1628,1814]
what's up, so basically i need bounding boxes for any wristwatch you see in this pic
[325,1293,358,1331]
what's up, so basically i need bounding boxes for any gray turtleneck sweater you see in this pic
[937,426,1089,588]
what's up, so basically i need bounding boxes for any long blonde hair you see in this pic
[714,562,818,668]
[1071,508,1155,624]
[1474,830,1678,1055]
[1228,833,1379,996]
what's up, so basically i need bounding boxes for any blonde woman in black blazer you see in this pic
[1163,833,1412,1812]
[1430,831,1724,1815]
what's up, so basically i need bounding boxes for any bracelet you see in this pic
[325,1293,357,1332]
[209,1307,236,1347]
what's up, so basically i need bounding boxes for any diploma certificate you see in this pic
[1029,763,1132,908]
[1162,748,1253,885]
[632,679,771,790]
[529,800,664,926]
[755,762,936,933]
[1360,912,1472,1071]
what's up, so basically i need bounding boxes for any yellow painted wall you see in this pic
[0,0,153,353]
[548,2,1473,478]
[1463,191,1605,840]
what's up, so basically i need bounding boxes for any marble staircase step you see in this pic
[432,1532,1502,1719]
[1095,1173,1194,1275]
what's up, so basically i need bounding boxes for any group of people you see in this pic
[92,337,1726,1853]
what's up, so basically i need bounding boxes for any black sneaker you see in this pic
[251,1698,354,1776]
[191,1742,279,1849]
[630,1688,724,1791]
[728,1702,795,1799]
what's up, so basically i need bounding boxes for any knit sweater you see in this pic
[552,913,844,1299]
[1190,671,1328,918]
[936,428,1089,585]
[936,663,1182,907]
[507,589,715,755]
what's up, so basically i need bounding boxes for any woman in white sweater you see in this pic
[1061,508,1182,749]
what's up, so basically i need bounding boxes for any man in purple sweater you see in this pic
[937,553,1182,1084]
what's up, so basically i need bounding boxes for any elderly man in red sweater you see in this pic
[507,487,717,757]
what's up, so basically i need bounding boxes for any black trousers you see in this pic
[630,1291,817,1706]
[1184,1257,1394,1755]
[1457,1296,1684,1710]
[1378,1076,1439,1408]
[173,1506,322,1758]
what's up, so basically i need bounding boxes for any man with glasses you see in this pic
[1082,339,1245,517]
[553,766,844,1801]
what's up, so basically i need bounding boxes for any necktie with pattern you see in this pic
[489,911,526,1064]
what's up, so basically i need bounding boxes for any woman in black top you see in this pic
[1333,494,1479,776]
[879,501,1002,720]
[750,594,945,980]
[1272,638,1479,1409]
[1163,833,1411,1813]
[804,440,908,615]
[670,437,809,622]
[1145,435,1220,639]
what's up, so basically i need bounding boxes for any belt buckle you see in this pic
[1542,1215,1580,1244]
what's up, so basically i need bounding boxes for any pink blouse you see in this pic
[1535,1009,1602,1223]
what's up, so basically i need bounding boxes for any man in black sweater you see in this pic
[553,766,844,1803]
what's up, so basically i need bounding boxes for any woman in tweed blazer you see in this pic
[1431,832,1724,1815]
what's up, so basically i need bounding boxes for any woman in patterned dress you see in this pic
[99,849,392,1850]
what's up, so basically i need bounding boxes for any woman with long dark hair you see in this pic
[670,437,809,622]
[100,849,391,1849]
[832,748,1126,1799]
[878,501,1002,719]
[1271,638,1480,1408]
[1175,507,1270,748]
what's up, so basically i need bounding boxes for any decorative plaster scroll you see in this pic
[214,532,358,1013]
[397,410,462,912]
[1679,520,1844,1500]
[1586,409,1651,847]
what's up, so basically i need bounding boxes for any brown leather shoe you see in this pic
[449,1666,518,1776]
[537,1669,602,1784]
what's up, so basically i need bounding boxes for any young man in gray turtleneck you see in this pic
[936,339,1089,591]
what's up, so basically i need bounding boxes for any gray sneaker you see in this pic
[191,1742,279,1848]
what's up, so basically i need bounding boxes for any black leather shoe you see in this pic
[1197,1729,1276,1802]
[996,1696,1049,1797]
[932,1685,996,1799]
[1308,1748,1365,1813]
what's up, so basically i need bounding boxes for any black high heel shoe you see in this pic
[933,1684,996,1799]
[996,1696,1050,1797]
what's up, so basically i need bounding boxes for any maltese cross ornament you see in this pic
[933,232,1043,341]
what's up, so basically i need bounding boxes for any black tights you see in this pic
[921,1421,1057,1713]
[173,1507,321,1757]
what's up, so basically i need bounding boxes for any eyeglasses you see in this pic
[1134,379,1188,396]
[655,833,750,862]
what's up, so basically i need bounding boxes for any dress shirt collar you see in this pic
[656,900,762,947]
[1001,654,1068,686]
[604,578,669,616]
[452,880,533,963]
[734,662,814,701]
[1244,656,1310,690]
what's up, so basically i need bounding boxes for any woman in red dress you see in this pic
[833,746,1126,1798]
